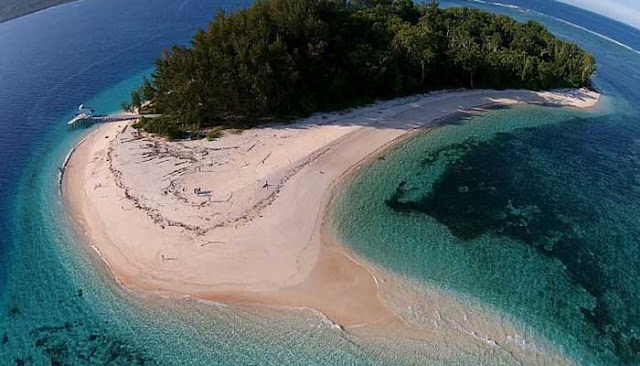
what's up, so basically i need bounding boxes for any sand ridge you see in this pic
[63,88,599,364]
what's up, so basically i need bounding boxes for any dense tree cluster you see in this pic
[128,0,596,137]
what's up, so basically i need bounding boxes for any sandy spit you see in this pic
[63,88,599,364]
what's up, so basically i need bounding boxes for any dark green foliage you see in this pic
[206,128,223,141]
[124,77,156,112]
[120,101,132,112]
[130,90,142,111]
[190,130,206,140]
[133,117,184,141]
[131,0,596,138]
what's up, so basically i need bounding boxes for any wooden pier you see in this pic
[67,112,160,129]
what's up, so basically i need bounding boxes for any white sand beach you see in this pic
[63,88,599,364]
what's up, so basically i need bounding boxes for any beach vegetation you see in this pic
[133,116,184,141]
[129,89,142,111]
[120,101,132,112]
[190,130,206,140]
[127,0,597,138]
[125,77,155,112]
[206,128,223,141]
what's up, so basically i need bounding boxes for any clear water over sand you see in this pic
[332,103,637,365]
[1,0,640,365]
[332,2,640,364]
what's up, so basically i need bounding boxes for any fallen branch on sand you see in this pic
[211,193,233,203]
[259,152,272,165]
[200,241,226,247]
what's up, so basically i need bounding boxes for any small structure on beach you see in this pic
[66,103,160,130]
[66,104,96,129]
[77,104,95,117]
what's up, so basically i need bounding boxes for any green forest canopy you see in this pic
[128,0,597,138]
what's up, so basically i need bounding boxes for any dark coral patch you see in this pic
[8,306,19,318]
[385,121,640,364]
[29,320,156,365]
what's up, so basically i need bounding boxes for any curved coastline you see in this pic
[61,88,600,364]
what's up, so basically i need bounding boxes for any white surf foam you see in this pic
[465,0,640,56]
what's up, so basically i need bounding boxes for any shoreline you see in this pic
[62,88,599,363]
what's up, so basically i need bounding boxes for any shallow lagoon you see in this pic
[332,102,640,365]
[1,0,640,365]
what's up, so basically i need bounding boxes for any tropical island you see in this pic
[63,0,600,364]
[124,0,596,139]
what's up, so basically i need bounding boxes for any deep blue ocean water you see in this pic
[0,0,639,365]
[0,0,246,291]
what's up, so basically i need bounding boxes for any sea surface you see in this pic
[0,0,639,365]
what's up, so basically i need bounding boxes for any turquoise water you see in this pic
[1,72,492,364]
[1,36,456,366]
[333,4,640,364]
[1,0,640,365]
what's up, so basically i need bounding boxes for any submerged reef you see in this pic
[5,289,156,365]
[386,120,640,364]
